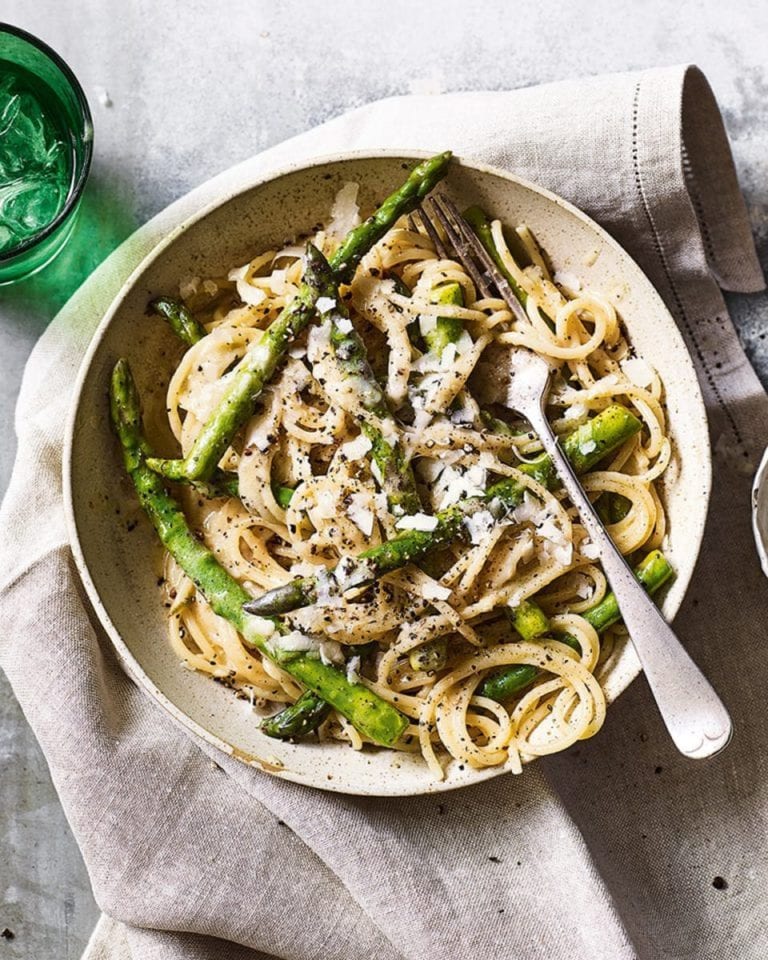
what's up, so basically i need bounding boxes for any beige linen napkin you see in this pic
[2,65,766,960]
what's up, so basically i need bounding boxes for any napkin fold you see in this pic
[2,65,766,960]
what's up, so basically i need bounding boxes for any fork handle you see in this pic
[525,405,732,759]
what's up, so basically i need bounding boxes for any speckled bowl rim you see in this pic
[64,149,711,796]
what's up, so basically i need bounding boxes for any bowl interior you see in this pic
[65,154,710,796]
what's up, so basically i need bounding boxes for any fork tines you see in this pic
[411,208,448,259]
[419,195,528,324]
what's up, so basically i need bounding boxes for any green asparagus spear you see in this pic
[424,282,464,358]
[332,152,452,284]
[150,296,207,347]
[145,153,452,485]
[146,244,332,483]
[244,404,642,616]
[261,690,332,739]
[110,359,408,746]
[466,600,551,700]
[477,550,674,702]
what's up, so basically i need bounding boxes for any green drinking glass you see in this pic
[0,24,93,286]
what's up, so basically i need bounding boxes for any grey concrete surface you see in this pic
[1,1,766,956]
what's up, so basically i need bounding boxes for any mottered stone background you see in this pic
[0,1,766,956]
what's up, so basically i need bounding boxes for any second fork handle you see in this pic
[524,404,732,760]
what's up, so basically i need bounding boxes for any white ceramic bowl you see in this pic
[64,152,711,796]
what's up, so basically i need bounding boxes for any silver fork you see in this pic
[417,195,732,760]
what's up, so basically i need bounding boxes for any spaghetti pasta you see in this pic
[157,188,671,780]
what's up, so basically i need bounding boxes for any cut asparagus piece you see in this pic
[509,599,550,641]
[409,638,449,673]
[424,281,464,358]
[261,690,332,739]
[146,153,452,484]
[581,549,674,633]
[476,664,539,703]
[561,404,641,474]
[150,296,207,347]
[477,550,674,702]
[471,600,551,701]
[110,359,408,746]
[272,483,296,509]
[244,404,642,616]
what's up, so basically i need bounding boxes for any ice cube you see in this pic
[0,73,71,252]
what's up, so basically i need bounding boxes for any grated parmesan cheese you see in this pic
[307,319,331,362]
[396,512,439,533]
[346,655,361,683]
[347,492,375,537]
[537,518,573,567]
[553,270,583,293]
[327,182,360,238]
[183,371,234,421]
[560,402,590,423]
[268,269,288,296]
[418,314,437,336]
[340,433,373,461]
[315,568,342,607]
[580,539,600,559]
[511,491,548,526]
[319,640,344,666]
[436,464,486,509]
[313,490,338,519]
[379,418,399,447]
[271,630,317,654]
[464,509,496,545]
[370,459,384,486]
[441,343,458,368]
[316,296,337,314]
[417,458,445,483]
[333,556,375,592]
[575,577,592,599]
[621,356,656,388]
